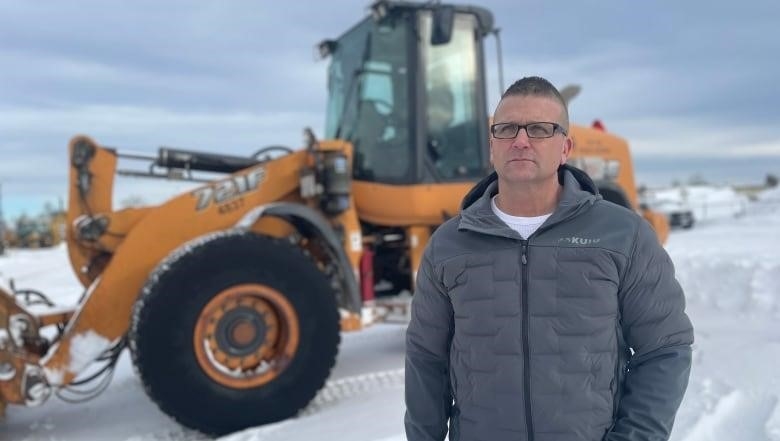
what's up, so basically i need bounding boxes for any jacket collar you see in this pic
[458,165,601,239]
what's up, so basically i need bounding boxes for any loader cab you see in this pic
[322,1,494,185]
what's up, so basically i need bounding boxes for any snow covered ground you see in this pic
[1,191,779,441]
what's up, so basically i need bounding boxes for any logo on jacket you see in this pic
[559,236,601,245]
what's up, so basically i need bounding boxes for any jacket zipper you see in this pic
[521,240,534,441]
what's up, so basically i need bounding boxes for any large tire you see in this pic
[129,231,340,436]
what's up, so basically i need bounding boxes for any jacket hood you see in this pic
[461,164,598,210]
[458,164,601,239]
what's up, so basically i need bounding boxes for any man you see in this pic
[405,76,693,441]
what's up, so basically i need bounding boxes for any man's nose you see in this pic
[511,127,532,148]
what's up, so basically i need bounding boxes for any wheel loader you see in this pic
[568,120,670,243]
[0,0,668,435]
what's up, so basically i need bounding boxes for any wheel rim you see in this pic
[193,283,300,389]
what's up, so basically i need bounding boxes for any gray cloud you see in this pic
[1,0,778,219]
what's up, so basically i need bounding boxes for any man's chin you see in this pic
[503,162,536,176]
[498,168,559,186]
[500,172,538,184]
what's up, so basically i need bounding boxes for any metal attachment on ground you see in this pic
[22,365,50,407]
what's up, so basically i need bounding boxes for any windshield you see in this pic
[420,11,485,180]
[325,18,412,183]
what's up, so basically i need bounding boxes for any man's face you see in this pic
[489,95,573,186]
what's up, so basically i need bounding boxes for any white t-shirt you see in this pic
[491,196,552,239]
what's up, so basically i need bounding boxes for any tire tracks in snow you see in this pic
[219,368,405,441]
[302,368,405,415]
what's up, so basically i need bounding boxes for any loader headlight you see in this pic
[567,157,620,181]
[320,152,351,216]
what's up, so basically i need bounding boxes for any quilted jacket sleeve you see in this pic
[605,220,695,441]
[405,245,455,441]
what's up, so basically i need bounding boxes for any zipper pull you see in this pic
[521,241,528,265]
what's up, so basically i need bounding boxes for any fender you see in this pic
[237,202,361,315]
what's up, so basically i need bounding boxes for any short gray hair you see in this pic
[501,76,569,129]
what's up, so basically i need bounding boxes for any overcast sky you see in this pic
[1,0,779,220]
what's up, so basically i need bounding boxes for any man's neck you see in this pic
[495,178,562,217]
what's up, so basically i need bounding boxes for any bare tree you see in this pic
[687,173,709,186]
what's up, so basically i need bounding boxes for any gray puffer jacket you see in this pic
[405,166,694,441]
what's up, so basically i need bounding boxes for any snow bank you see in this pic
[667,208,780,316]
[758,186,780,203]
[673,257,780,316]
[646,185,749,223]
[681,390,779,441]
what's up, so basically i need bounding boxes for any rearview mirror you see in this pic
[431,6,455,45]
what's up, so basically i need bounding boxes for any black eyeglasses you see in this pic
[490,122,568,139]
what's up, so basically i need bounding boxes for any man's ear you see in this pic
[560,136,574,165]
